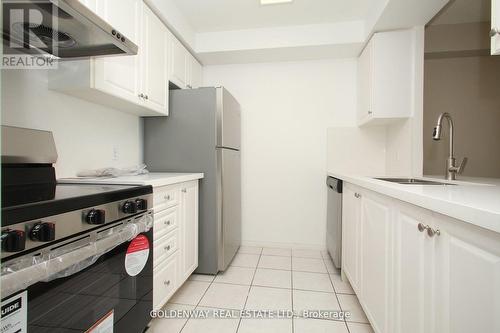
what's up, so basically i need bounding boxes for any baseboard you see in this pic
[241,239,326,251]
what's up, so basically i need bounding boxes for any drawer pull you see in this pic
[417,223,428,233]
[182,188,187,193]
[163,220,171,226]
[164,195,171,200]
[164,280,170,286]
[164,245,171,251]
[427,227,441,237]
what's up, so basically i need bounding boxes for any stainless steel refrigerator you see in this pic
[144,87,241,274]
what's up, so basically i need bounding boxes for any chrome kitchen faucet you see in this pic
[432,112,467,180]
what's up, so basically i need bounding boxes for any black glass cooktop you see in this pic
[2,183,153,226]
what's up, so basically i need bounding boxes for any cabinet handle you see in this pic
[164,195,171,200]
[144,94,149,100]
[164,245,171,251]
[187,85,192,89]
[354,193,361,198]
[427,227,441,237]
[490,28,499,38]
[417,223,428,233]
[164,280,170,286]
[138,93,144,99]
[368,110,373,115]
[182,188,187,193]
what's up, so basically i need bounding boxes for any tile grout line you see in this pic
[322,256,351,333]
[235,247,262,333]
[179,272,217,333]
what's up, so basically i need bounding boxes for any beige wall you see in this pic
[423,55,500,177]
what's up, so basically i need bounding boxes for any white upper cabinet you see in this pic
[169,35,203,89]
[357,30,414,126]
[140,5,168,115]
[170,35,188,89]
[492,0,500,55]
[189,54,203,89]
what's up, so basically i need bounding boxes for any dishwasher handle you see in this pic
[326,177,343,194]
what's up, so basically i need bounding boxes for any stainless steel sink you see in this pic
[374,178,456,185]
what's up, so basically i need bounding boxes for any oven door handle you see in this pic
[1,212,153,299]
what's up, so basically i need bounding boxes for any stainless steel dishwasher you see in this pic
[326,176,343,269]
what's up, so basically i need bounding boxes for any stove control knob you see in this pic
[135,198,148,211]
[122,201,137,214]
[30,222,56,242]
[86,209,106,225]
[1,230,26,252]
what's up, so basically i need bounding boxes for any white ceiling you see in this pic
[431,0,491,25]
[170,0,373,32]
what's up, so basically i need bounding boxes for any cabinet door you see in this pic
[94,0,141,103]
[357,40,373,125]
[179,181,199,281]
[153,252,179,310]
[191,58,203,89]
[342,185,361,293]
[434,216,500,333]
[141,5,168,115]
[170,37,187,88]
[360,191,391,333]
[492,0,500,55]
[394,203,436,333]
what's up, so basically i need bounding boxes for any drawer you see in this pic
[153,207,178,241]
[153,251,178,310]
[153,187,179,212]
[154,229,178,267]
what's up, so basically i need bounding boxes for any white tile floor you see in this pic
[149,246,374,333]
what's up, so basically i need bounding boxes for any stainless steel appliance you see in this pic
[1,126,154,332]
[326,176,342,269]
[2,0,138,58]
[144,87,241,274]
[432,112,468,180]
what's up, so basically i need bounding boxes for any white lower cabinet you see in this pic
[393,202,437,333]
[342,186,361,293]
[152,180,199,310]
[342,183,500,333]
[153,252,179,309]
[179,181,199,281]
[434,216,500,333]
[360,191,391,333]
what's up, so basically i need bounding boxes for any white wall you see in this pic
[204,59,357,249]
[2,70,143,178]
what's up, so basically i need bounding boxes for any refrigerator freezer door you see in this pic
[217,148,242,271]
[217,88,241,150]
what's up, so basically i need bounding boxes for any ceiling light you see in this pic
[260,0,294,5]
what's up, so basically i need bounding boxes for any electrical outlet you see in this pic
[112,146,119,161]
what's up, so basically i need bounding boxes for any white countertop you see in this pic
[328,172,500,234]
[59,172,204,187]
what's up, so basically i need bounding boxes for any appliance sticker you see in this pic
[85,310,113,333]
[124,234,150,276]
[1,291,27,333]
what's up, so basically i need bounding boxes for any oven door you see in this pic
[1,212,154,333]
